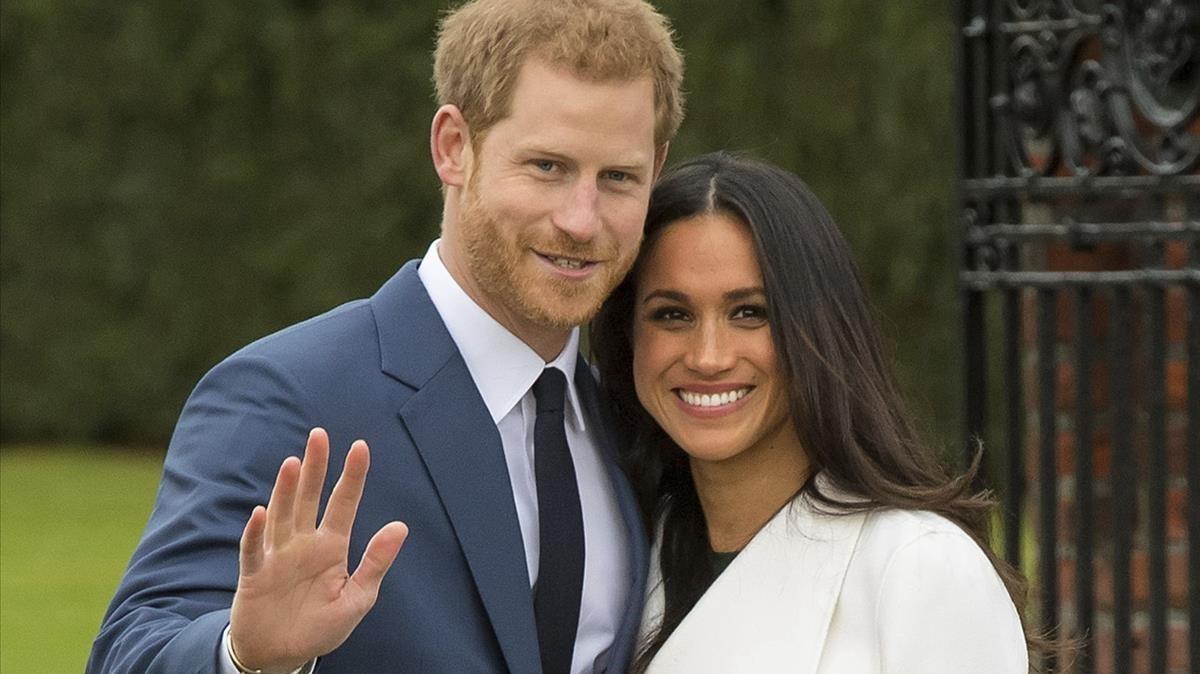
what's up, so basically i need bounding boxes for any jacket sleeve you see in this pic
[874,529,1029,674]
[86,353,313,674]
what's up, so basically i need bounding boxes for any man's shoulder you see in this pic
[234,261,429,363]
[209,261,436,383]
[185,299,384,405]
[238,298,377,361]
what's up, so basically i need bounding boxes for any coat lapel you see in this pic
[373,262,540,674]
[644,488,867,674]
[573,361,649,673]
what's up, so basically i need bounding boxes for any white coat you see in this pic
[640,483,1028,673]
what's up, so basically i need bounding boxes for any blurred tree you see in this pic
[660,0,961,452]
[2,0,444,440]
[1,0,960,449]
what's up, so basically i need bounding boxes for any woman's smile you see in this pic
[673,385,754,415]
[631,211,799,466]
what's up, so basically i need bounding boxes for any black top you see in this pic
[710,548,740,578]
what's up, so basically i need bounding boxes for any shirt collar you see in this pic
[417,239,588,430]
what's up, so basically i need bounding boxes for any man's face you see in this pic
[446,59,660,335]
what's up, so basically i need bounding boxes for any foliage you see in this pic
[1,0,962,449]
[660,0,962,451]
[0,447,165,671]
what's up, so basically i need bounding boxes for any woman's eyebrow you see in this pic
[641,289,688,304]
[724,287,766,302]
[641,287,765,304]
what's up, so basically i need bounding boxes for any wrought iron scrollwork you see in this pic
[958,7,1198,671]
[994,0,1199,178]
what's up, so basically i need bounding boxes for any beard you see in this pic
[457,188,640,330]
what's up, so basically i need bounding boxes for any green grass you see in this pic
[1,447,165,672]
[0,446,1046,672]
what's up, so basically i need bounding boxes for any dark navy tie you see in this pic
[532,367,584,674]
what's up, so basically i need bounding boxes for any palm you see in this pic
[230,429,408,673]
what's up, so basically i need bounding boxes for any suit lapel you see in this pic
[400,365,539,674]
[374,263,540,674]
[573,361,649,673]
[646,490,867,674]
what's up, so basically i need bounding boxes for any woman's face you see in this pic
[632,212,799,466]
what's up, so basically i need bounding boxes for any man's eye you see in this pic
[605,170,629,182]
[534,160,556,172]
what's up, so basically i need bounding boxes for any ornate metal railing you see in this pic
[956,1,1198,672]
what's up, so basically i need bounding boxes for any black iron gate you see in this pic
[955,1,1198,672]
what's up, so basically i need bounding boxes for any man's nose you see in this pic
[552,180,601,243]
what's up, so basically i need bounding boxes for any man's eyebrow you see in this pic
[520,145,652,170]
[519,147,572,162]
[605,159,652,172]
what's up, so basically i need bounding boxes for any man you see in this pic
[86,1,684,672]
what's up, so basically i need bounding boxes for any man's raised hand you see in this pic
[229,428,408,674]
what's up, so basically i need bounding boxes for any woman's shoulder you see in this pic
[803,478,982,557]
[862,507,975,544]
[843,509,1027,671]
[843,507,1017,625]
[851,508,991,575]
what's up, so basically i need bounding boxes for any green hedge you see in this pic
[1,0,960,448]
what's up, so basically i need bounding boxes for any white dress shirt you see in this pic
[221,242,632,674]
[417,240,631,674]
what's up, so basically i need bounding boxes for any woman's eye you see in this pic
[649,307,690,323]
[732,305,768,322]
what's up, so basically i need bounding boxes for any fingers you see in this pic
[264,456,301,549]
[349,521,409,602]
[239,505,267,576]
[294,428,331,531]
[319,440,371,537]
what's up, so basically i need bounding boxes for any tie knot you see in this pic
[533,367,567,414]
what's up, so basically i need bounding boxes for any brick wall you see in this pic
[1023,233,1193,672]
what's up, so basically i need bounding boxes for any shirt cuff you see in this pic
[220,624,316,674]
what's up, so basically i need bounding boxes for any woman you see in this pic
[592,152,1034,673]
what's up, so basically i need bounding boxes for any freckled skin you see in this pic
[443,60,661,346]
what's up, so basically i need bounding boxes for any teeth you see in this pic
[547,256,584,269]
[678,388,750,408]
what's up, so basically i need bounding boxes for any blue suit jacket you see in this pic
[87,261,649,674]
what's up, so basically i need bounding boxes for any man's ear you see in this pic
[431,104,472,188]
[652,142,670,182]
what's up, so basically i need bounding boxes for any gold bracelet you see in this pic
[227,633,266,674]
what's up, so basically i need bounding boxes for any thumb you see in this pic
[349,522,408,606]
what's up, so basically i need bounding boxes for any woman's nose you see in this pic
[683,323,736,375]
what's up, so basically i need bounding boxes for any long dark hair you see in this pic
[592,152,1040,669]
